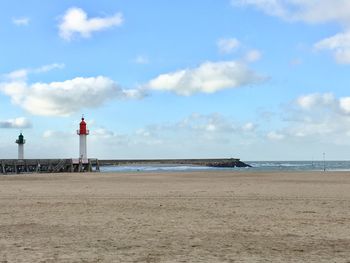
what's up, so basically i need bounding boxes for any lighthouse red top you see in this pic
[77,117,89,135]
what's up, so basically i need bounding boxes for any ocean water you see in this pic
[100,165,217,173]
[247,161,350,172]
[100,161,350,173]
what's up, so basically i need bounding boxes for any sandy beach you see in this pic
[0,171,350,262]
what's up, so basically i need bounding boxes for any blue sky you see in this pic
[1,0,350,160]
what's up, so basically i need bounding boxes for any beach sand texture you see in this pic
[0,171,350,262]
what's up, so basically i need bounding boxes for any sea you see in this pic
[100,161,350,173]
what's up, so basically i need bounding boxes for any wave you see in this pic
[247,161,350,171]
[100,165,217,173]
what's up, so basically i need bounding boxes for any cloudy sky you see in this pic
[1,0,350,160]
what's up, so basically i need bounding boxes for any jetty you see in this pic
[99,158,251,168]
[0,159,100,174]
[0,158,250,175]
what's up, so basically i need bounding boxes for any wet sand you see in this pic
[0,171,350,262]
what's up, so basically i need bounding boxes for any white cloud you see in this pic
[217,38,240,54]
[147,60,265,96]
[217,38,261,62]
[0,117,32,129]
[112,113,259,147]
[3,63,65,81]
[12,17,30,26]
[290,58,303,66]
[267,131,285,140]
[242,122,256,132]
[33,63,65,74]
[296,93,336,110]
[178,113,237,133]
[0,76,144,116]
[339,97,350,114]
[150,113,257,138]
[244,49,262,62]
[133,55,149,65]
[232,0,350,24]
[5,69,28,80]
[1,59,263,116]
[92,128,115,138]
[232,0,288,20]
[232,0,350,64]
[59,7,123,41]
[135,129,152,137]
[43,130,72,139]
[314,31,350,64]
[267,93,350,143]
[89,127,130,144]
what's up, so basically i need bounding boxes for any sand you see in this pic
[0,171,350,262]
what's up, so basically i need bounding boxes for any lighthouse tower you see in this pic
[15,132,25,159]
[77,117,89,162]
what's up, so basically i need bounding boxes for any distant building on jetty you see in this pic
[15,132,25,160]
[77,117,89,162]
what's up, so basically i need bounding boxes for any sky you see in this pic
[1,0,350,161]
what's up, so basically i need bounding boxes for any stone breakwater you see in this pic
[99,158,251,168]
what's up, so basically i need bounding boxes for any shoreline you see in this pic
[0,169,348,177]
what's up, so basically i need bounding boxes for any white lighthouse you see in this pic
[77,117,89,162]
[15,132,25,159]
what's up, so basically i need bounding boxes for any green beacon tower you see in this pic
[15,133,25,159]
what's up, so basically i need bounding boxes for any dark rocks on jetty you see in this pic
[99,158,251,168]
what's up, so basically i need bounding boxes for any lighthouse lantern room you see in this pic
[77,117,89,162]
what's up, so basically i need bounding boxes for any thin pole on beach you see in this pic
[323,152,326,172]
